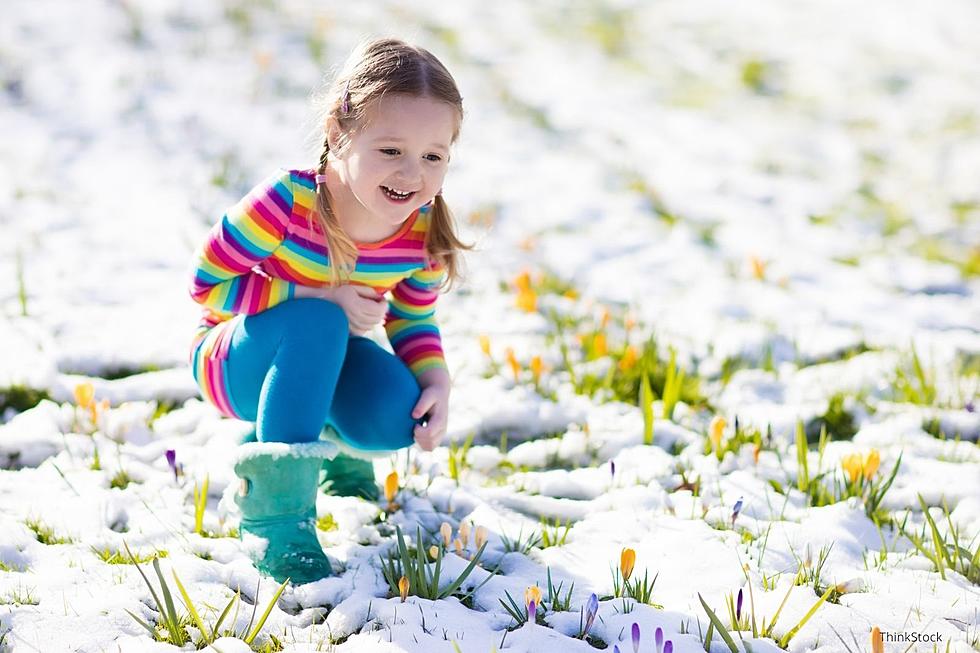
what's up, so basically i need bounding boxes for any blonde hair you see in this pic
[307,37,473,289]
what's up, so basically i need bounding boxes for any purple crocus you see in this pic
[736,588,744,622]
[966,401,975,413]
[165,449,180,483]
[664,641,673,653]
[583,593,599,638]
[631,622,640,653]
[527,599,536,625]
[611,460,616,481]
[655,626,664,653]
[613,647,621,653]
[731,496,743,528]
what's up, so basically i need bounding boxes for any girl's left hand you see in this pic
[411,383,449,451]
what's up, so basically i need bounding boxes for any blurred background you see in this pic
[1,0,977,415]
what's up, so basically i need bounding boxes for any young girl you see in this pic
[186,37,471,584]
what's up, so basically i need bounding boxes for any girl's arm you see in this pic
[383,261,449,383]
[188,169,299,315]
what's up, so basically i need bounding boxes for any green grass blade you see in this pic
[778,584,834,648]
[244,577,288,645]
[125,609,157,637]
[172,570,209,644]
[641,369,654,445]
[438,541,489,599]
[212,590,240,639]
[697,593,739,653]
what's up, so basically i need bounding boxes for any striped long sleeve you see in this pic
[384,259,448,378]
[188,169,297,315]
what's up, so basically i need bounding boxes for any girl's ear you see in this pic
[324,116,344,154]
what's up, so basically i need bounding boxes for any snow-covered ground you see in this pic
[1,1,978,651]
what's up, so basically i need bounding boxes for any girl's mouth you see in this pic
[381,186,416,203]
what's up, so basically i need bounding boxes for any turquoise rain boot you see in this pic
[232,441,337,584]
[317,426,386,500]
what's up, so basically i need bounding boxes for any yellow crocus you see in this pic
[516,288,538,312]
[620,547,636,583]
[440,522,453,548]
[479,335,492,357]
[384,471,398,504]
[429,545,440,560]
[398,576,410,602]
[841,453,862,484]
[530,356,543,384]
[514,270,532,292]
[750,255,767,280]
[505,348,521,380]
[563,288,579,300]
[74,382,95,409]
[863,449,880,480]
[871,626,883,653]
[454,538,464,557]
[592,333,608,358]
[475,525,488,549]
[459,520,471,547]
[618,346,638,372]
[524,585,542,608]
[600,308,611,330]
[709,416,727,452]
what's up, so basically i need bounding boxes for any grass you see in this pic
[0,385,51,418]
[379,525,494,602]
[898,495,980,585]
[124,541,286,649]
[0,584,38,606]
[92,545,168,565]
[24,517,75,545]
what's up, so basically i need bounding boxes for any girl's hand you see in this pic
[411,382,449,451]
[328,284,388,334]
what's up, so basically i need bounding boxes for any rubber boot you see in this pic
[232,441,336,584]
[319,453,379,500]
[241,426,380,500]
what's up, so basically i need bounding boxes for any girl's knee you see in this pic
[283,297,348,330]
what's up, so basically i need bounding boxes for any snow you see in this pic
[1,0,979,652]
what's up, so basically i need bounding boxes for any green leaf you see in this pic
[244,577,288,644]
[172,569,209,644]
[697,593,739,653]
[640,370,654,445]
[778,584,834,647]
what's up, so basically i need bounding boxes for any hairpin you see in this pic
[315,173,329,184]
[341,80,351,114]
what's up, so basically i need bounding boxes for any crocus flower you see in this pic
[505,347,521,380]
[871,626,884,653]
[530,355,543,384]
[966,401,975,413]
[479,334,491,357]
[459,520,471,547]
[600,308,611,330]
[709,416,726,452]
[582,593,599,638]
[752,443,761,464]
[664,642,673,653]
[384,471,398,504]
[731,497,744,528]
[863,449,880,480]
[610,460,616,481]
[514,270,532,292]
[525,585,542,608]
[618,346,639,372]
[454,538,464,557]
[749,255,767,280]
[631,622,640,653]
[398,575,409,602]
[440,522,452,548]
[475,525,488,549]
[526,599,537,624]
[429,545,439,560]
[593,333,608,358]
[655,626,664,653]
[620,548,636,583]
[516,289,537,313]
[613,647,621,653]
[165,449,180,483]
[74,382,95,410]
[736,588,743,621]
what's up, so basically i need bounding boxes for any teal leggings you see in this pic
[224,298,422,447]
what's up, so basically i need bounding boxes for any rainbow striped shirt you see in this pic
[187,167,448,381]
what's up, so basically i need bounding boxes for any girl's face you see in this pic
[328,94,457,230]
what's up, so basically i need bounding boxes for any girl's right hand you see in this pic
[327,284,388,334]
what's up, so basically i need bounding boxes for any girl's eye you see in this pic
[425,154,443,162]
[380,148,399,156]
